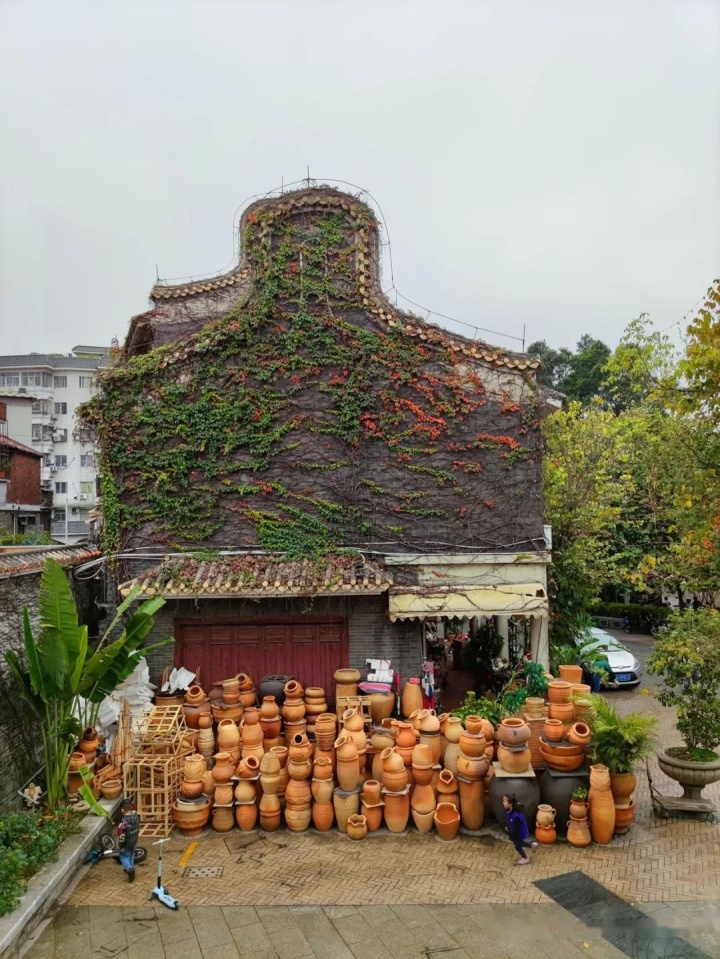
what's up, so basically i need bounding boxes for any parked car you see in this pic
[579,627,643,688]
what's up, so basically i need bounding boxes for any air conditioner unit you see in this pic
[50,466,57,473]
[52,431,64,441]
[78,494,88,501]
[50,414,57,421]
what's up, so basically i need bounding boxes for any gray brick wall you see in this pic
[138,593,423,687]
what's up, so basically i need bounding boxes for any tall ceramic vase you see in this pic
[588,764,615,845]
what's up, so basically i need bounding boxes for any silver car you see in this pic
[579,627,643,688]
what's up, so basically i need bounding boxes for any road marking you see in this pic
[178,841,198,868]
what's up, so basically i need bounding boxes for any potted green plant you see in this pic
[647,609,720,800]
[4,559,173,813]
[581,694,658,802]
[569,787,588,820]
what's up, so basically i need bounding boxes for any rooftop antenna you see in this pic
[306,165,311,187]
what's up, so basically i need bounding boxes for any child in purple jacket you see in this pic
[503,793,538,865]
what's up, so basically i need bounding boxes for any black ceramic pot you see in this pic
[488,773,540,833]
[259,674,294,709]
[539,766,590,833]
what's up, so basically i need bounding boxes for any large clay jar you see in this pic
[312,801,335,832]
[489,770,540,833]
[458,776,485,830]
[333,787,360,833]
[261,716,282,739]
[285,807,312,833]
[214,783,234,806]
[412,763,433,786]
[363,780,382,805]
[444,717,463,744]
[314,756,334,781]
[543,719,565,742]
[401,678,423,719]
[259,793,281,831]
[185,685,206,705]
[434,802,461,841]
[183,700,213,729]
[383,789,410,833]
[443,742,462,776]
[498,718,531,747]
[336,741,361,791]
[235,802,258,831]
[459,731,487,758]
[535,823,557,844]
[547,680,572,704]
[369,691,395,724]
[347,814,368,841]
[288,757,312,782]
[311,778,334,804]
[361,801,384,832]
[184,754,206,781]
[289,732,313,763]
[285,779,312,808]
[456,754,490,780]
[567,817,592,847]
[238,688,257,708]
[180,778,204,800]
[393,722,416,750]
[173,799,210,835]
[411,783,436,815]
[567,722,591,747]
[609,771,636,805]
[417,709,440,734]
[548,702,575,725]
[283,698,306,722]
[260,696,279,719]
[212,752,235,783]
[241,720,264,748]
[217,719,241,750]
[497,745,531,775]
[588,764,615,844]
[613,800,635,835]
[212,806,235,832]
[536,803,557,827]
[234,779,257,803]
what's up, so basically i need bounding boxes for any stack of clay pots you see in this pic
[304,687,328,731]
[539,719,588,772]
[237,673,257,708]
[410,743,436,832]
[535,803,557,844]
[567,792,592,847]
[259,696,281,744]
[610,770,636,835]
[173,753,211,834]
[311,753,335,830]
[283,680,306,740]
[457,716,491,781]
[442,716,463,775]
[334,668,361,700]
[342,707,368,772]
[416,710,442,766]
[240,708,264,762]
[392,720,416,769]
[360,779,384,831]
[546,680,574,729]
[381,744,410,833]
[313,712,338,750]
[183,684,213,729]
[196,711,216,762]
[234,755,261,830]
[522,697,548,770]
[496,717,532,774]
[210,751,235,831]
[284,732,313,832]
[401,677,423,718]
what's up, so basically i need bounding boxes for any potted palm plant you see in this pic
[581,694,658,803]
[647,609,720,800]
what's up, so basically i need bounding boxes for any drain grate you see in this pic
[184,866,224,879]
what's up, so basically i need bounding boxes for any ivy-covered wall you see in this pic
[81,187,545,558]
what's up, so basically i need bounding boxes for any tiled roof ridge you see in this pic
[0,434,43,457]
[0,546,101,579]
[0,354,104,370]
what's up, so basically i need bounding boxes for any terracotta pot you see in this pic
[183,700,213,729]
[223,692,240,705]
[540,739,585,758]
[463,715,482,736]
[434,801,460,841]
[80,725,100,749]
[548,702,575,724]
[409,808,433,833]
[391,722,415,750]
[173,799,210,835]
[238,688,257,708]
[361,800,384,832]
[411,783,436,815]
[567,722,591,747]
[312,801,335,831]
[284,679,303,699]
[609,771,636,804]
[613,800,635,834]
[383,789,410,833]
[369,692,395,723]
[184,754,206,781]
[401,678,423,718]
[458,776,485,830]
[287,757,312,782]
[285,779,312,807]
[69,752,86,773]
[282,699,305,722]
[101,779,122,801]
[569,799,589,820]
[412,764,433,786]
[347,814,368,841]
[260,792,281,814]
[567,817,592,847]
[260,696,279,720]
[444,717,463,744]
[314,756,334,780]
[535,823,557,844]
[237,755,260,778]
[217,718,241,749]
[195,730,214,760]
[443,742,461,776]
[381,746,404,771]
[589,765,615,844]
[411,743,434,767]
[418,732,442,765]
[212,752,235,783]
[333,788,360,833]
[538,746,585,772]
[285,807,312,832]
[547,680,572,704]
[417,709,440,733]
[198,714,213,729]
[289,732,313,761]
[362,780,382,805]
[525,697,546,719]
[558,664,583,684]
[223,677,240,693]
[236,672,254,692]
[456,754,490,780]
[209,681,225,702]
[234,779,257,803]
[335,668,361,685]
[536,803,557,827]
[259,808,281,832]
[270,746,288,768]
[459,731,487,758]
[341,707,363,733]
[214,782,234,806]
[235,802,258,831]
[211,806,235,832]
[498,718,531,747]
[543,719,565,742]
[180,778,204,800]
[211,703,243,724]
[311,778,334,803]
[382,767,409,792]
[203,770,216,797]
[185,685,206,705]
[497,745,531,775]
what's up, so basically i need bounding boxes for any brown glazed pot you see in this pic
[434,802,461,841]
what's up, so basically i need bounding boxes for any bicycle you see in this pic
[86,832,148,865]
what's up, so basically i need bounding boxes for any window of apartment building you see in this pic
[53,375,67,388]
[79,481,94,495]
[52,428,67,442]
[78,376,93,388]
[43,425,55,441]
[32,424,41,442]
[54,455,68,467]
[43,453,53,466]
[54,402,67,415]
[80,453,96,468]
[21,372,45,387]
[32,399,52,415]
[53,508,66,523]
[0,373,20,387]
[55,482,67,494]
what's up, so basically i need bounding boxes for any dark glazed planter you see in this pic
[657,748,720,800]
[539,766,590,834]
[259,674,294,710]
[488,773,540,834]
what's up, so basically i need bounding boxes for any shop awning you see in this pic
[388,583,548,622]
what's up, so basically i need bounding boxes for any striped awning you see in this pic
[388,583,548,622]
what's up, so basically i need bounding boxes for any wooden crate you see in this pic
[137,705,187,756]
[336,695,373,727]
[123,755,182,837]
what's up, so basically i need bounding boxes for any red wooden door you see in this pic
[174,617,348,693]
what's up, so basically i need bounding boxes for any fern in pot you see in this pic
[582,694,658,803]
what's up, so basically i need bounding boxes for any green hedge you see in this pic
[592,602,668,622]
[0,812,80,916]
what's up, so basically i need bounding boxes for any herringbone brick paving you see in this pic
[68,674,720,909]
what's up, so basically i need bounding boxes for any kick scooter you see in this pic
[147,838,179,910]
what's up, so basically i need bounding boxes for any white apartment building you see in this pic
[0,346,108,543]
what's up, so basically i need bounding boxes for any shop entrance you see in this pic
[174,617,348,692]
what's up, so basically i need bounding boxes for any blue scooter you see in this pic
[147,838,179,910]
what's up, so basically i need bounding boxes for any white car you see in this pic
[579,627,643,688]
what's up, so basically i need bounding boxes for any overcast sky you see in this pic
[1,0,718,357]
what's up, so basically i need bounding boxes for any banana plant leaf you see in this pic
[37,559,81,695]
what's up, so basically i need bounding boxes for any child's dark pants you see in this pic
[513,838,533,858]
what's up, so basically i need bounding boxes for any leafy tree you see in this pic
[528,335,610,404]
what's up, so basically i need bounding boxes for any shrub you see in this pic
[0,812,80,916]
[647,610,720,757]
[592,602,668,622]
[451,691,506,726]
[580,694,658,773]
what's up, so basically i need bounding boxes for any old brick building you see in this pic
[0,402,50,536]
[84,186,558,692]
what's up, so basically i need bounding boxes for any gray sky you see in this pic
[1,0,718,357]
